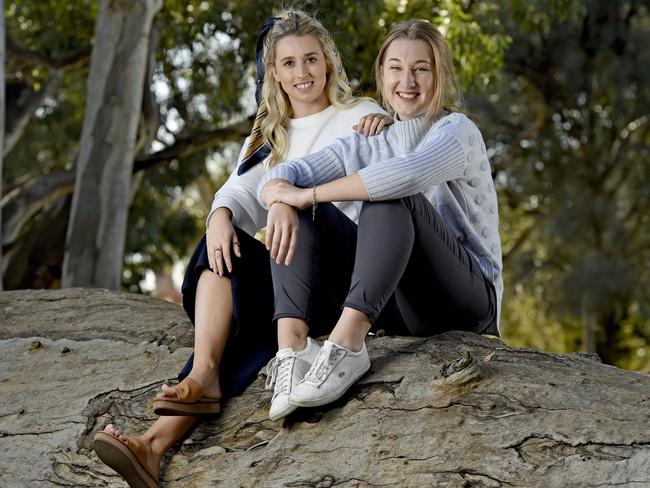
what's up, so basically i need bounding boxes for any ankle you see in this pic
[328,335,365,353]
[329,312,371,353]
[278,318,310,352]
[140,433,170,461]
[190,358,219,377]
[282,336,309,352]
[187,366,220,394]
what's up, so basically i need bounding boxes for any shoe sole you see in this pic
[93,432,158,488]
[152,398,221,416]
[289,359,371,408]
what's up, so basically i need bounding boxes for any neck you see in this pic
[291,93,331,118]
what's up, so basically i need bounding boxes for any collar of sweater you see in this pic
[392,110,447,152]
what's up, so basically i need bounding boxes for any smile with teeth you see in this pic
[295,81,314,90]
[397,91,419,100]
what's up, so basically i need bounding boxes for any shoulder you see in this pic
[432,112,482,145]
[334,99,387,123]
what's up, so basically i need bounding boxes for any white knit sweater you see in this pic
[207,100,385,235]
[257,111,503,329]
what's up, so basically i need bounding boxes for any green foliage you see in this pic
[4,0,649,372]
[474,0,650,370]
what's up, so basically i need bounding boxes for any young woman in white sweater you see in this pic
[93,10,389,487]
[259,20,502,411]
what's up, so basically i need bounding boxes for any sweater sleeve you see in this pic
[207,141,267,233]
[256,140,358,204]
[358,116,470,201]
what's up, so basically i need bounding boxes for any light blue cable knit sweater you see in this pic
[257,111,503,330]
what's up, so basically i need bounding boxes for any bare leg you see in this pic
[159,269,232,400]
[100,269,234,476]
[328,307,372,352]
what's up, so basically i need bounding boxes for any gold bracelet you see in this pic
[312,186,318,221]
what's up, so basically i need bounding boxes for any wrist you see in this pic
[208,207,233,227]
[311,186,318,221]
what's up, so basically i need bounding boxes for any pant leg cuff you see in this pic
[273,312,309,323]
[343,300,380,324]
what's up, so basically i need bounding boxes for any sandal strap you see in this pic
[173,377,204,402]
[125,436,155,479]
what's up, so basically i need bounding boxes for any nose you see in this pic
[403,70,416,87]
[297,61,309,79]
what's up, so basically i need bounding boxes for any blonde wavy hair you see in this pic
[261,10,360,167]
[374,20,464,120]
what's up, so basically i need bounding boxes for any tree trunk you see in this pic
[62,0,162,289]
[0,289,648,487]
[0,0,5,290]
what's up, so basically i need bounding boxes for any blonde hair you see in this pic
[261,10,359,167]
[374,20,464,120]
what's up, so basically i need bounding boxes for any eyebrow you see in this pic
[386,58,431,64]
[279,51,321,63]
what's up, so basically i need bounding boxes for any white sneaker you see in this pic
[265,338,321,421]
[289,340,371,408]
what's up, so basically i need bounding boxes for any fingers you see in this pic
[274,223,294,265]
[374,117,388,135]
[284,225,299,266]
[266,204,299,265]
[265,221,274,251]
[206,229,239,275]
[206,237,216,272]
[362,115,375,136]
[368,116,384,135]
[270,224,281,261]
[356,113,389,136]
[233,237,241,258]
[213,246,224,276]
[222,242,233,274]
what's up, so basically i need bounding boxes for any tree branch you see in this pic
[6,36,91,69]
[133,117,253,172]
[2,117,255,245]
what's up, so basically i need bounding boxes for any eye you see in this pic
[306,56,318,63]
[283,60,295,67]
[389,65,401,71]
[415,66,429,72]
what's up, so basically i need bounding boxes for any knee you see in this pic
[359,198,409,223]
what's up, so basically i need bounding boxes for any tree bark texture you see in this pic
[0,288,648,487]
[0,0,6,290]
[62,0,162,289]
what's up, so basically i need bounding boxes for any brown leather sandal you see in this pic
[93,431,158,488]
[151,376,221,416]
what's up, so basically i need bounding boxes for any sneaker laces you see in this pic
[264,354,295,399]
[303,341,343,386]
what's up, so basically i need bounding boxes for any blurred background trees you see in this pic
[1,0,648,371]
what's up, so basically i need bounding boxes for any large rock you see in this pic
[0,289,649,487]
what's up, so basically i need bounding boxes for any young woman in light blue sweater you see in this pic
[258,20,503,412]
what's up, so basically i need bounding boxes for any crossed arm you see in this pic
[261,173,369,266]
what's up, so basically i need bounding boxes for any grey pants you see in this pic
[271,194,498,337]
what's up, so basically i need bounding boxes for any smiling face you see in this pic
[271,35,330,118]
[380,39,435,121]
